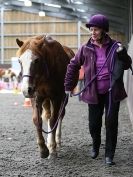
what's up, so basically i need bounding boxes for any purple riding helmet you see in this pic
[86,14,109,32]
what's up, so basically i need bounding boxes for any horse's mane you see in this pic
[16,35,78,93]
[16,35,61,58]
[16,35,70,77]
[16,35,46,56]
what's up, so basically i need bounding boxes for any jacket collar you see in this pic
[85,34,116,53]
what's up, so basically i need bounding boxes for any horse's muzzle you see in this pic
[23,86,35,98]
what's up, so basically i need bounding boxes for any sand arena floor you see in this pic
[0,92,133,177]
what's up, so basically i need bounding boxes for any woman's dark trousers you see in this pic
[88,93,120,159]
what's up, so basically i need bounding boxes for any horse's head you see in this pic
[16,36,48,98]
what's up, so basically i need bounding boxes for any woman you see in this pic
[64,14,132,165]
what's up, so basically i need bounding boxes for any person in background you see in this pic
[64,14,132,165]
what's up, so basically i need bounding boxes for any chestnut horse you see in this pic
[16,35,78,159]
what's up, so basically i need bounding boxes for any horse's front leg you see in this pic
[47,119,57,159]
[42,99,57,159]
[55,118,62,149]
[31,98,49,158]
[47,98,65,158]
[56,95,68,149]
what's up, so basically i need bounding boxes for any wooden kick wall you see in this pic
[0,10,126,64]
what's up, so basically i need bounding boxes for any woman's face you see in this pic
[90,26,103,42]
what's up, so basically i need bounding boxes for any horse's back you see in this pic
[63,46,75,60]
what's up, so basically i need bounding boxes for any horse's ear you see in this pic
[16,38,24,47]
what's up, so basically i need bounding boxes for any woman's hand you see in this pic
[116,43,123,52]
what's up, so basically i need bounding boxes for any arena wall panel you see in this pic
[0,10,126,64]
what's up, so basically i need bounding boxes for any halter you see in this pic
[22,59,49,81]
[22,74,32,78]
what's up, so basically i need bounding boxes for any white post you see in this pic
[130,0,132,36]
[77,21,81,49]
[1,7,4,64]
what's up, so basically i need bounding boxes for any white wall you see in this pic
[127,35,133,128]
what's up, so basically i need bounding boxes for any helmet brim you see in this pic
[85,23,109,32]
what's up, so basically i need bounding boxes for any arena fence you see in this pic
[0,10,126,64]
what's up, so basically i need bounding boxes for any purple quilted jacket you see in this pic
[64,36,132,104]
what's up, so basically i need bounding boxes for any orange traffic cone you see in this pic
[23,98,32,107]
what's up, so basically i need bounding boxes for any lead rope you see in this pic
[71,42,119,117]
[72,41,118,97]
[107,45,119,117]
[36,94,68,134]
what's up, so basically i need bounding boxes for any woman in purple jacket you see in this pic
[64,14,132,165]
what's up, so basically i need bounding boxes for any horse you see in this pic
[16,35,78,159]
[0,68,17,81]
[0,68,19,89]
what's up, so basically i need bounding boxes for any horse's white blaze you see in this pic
[19,49,32,93]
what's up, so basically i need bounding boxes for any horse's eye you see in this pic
[33,58,39,64]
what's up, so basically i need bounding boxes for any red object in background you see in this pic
[79,66,84,80]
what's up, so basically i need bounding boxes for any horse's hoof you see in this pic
[40,148,49,158]
[48,152,57,159]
